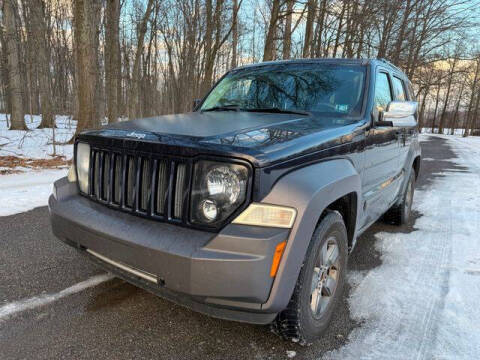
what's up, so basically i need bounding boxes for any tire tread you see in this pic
[271,210,347,344]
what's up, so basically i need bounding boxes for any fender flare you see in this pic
[260,158,362,312]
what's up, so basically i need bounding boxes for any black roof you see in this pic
[234,58,406,77]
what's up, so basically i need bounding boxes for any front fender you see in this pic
[259,159,362,312]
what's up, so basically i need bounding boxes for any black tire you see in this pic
[271,211,348,345]
[384,169,416,225]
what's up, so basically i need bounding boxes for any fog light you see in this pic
[201,199,218,222]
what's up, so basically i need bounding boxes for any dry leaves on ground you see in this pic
[0,155,71,175]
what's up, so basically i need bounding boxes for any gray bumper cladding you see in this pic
[49,178,289,324]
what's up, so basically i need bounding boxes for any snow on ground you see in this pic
[0,114,75,160]
[0,169,67,216]
[325,134,480,360]
[0,114,73,215]
[421,128,466,136]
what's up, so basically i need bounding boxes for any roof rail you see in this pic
[377,58,403,73]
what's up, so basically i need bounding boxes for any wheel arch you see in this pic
[412,155,421,179]
[259,158,362,312]
[318,192,357,251]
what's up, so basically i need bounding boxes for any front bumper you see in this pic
[49,177,289,324]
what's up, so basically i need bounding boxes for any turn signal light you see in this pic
[270,241,286,277]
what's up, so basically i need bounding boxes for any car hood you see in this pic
[79,111,364,167]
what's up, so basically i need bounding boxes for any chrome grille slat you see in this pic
[102,152,110,201]
[93,151,101,198]
[156,160,168,215]
[113,154,122,204]
[140,158,151,212]
[126,156,135,208]
[174,164,186,219]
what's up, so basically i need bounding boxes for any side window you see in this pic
[392,76,407,101]
[374,72,392,111]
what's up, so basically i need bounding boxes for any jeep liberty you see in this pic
[49,58,421,343]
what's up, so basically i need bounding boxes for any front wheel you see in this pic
[272,211,348,344]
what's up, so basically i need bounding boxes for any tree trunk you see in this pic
[263,0,281,61]
[30,0,54,128]
[390,0,411,66]
[431,83,441,133]
[73,0,102,136]
[282,0,294,59]
[302,0,316,58]
[450,81,465,135]
[0,20,11,114]
[128,0,154,120]
[438,59,457,134]
[105,0,121,123]
[313,0,327,57]
[418,86,430,130]
[332,0,346,58]
[201,0,238,95]
[464,58,480,137]
[2,0,26,130]
[231,0,239,67]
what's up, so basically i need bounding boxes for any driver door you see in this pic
[361,70,402,226]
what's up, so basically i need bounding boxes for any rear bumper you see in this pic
[49,177,289,324]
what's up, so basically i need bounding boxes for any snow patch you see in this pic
[325,135,480,359]
[0,114,75,160]
[0,169,67,216]
[0,274,113,321]
[286,350,297,358]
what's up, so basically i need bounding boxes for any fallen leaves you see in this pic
[0,155,71,175]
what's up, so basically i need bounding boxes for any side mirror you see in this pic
[192,98,202,111]
[381,101,418,127]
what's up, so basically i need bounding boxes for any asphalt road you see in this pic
[0,136,454,360]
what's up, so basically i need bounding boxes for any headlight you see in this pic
[67,163,77,182]
[190,160,249,225]
[76,142,90,193]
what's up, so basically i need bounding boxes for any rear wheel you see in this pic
[272,211,348,344]
[384,169,415,225]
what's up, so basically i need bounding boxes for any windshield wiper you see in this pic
[202,105,241,112]
[243,107,311,116]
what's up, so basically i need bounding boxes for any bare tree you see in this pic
[231,0,239,68]
[282,0,294,59]
[128,0,154,120]
[73,0,102,135]
[0,0,477,138]
[105,0,121,123]
[263,0,282,61]
[302,0,316,58]
[438,56,458,134]
[2,0,25,130]
[29,0,54,128]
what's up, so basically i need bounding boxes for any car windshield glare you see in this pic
[200,64,366,118]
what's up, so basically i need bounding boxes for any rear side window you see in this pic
[392,76,407,101]
[374,72,392,111]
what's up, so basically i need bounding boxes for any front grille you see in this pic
[85,147,191,224]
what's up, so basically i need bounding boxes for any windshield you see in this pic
[200,64,366,118]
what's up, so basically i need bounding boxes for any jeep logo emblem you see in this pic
[126,131,146,139]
